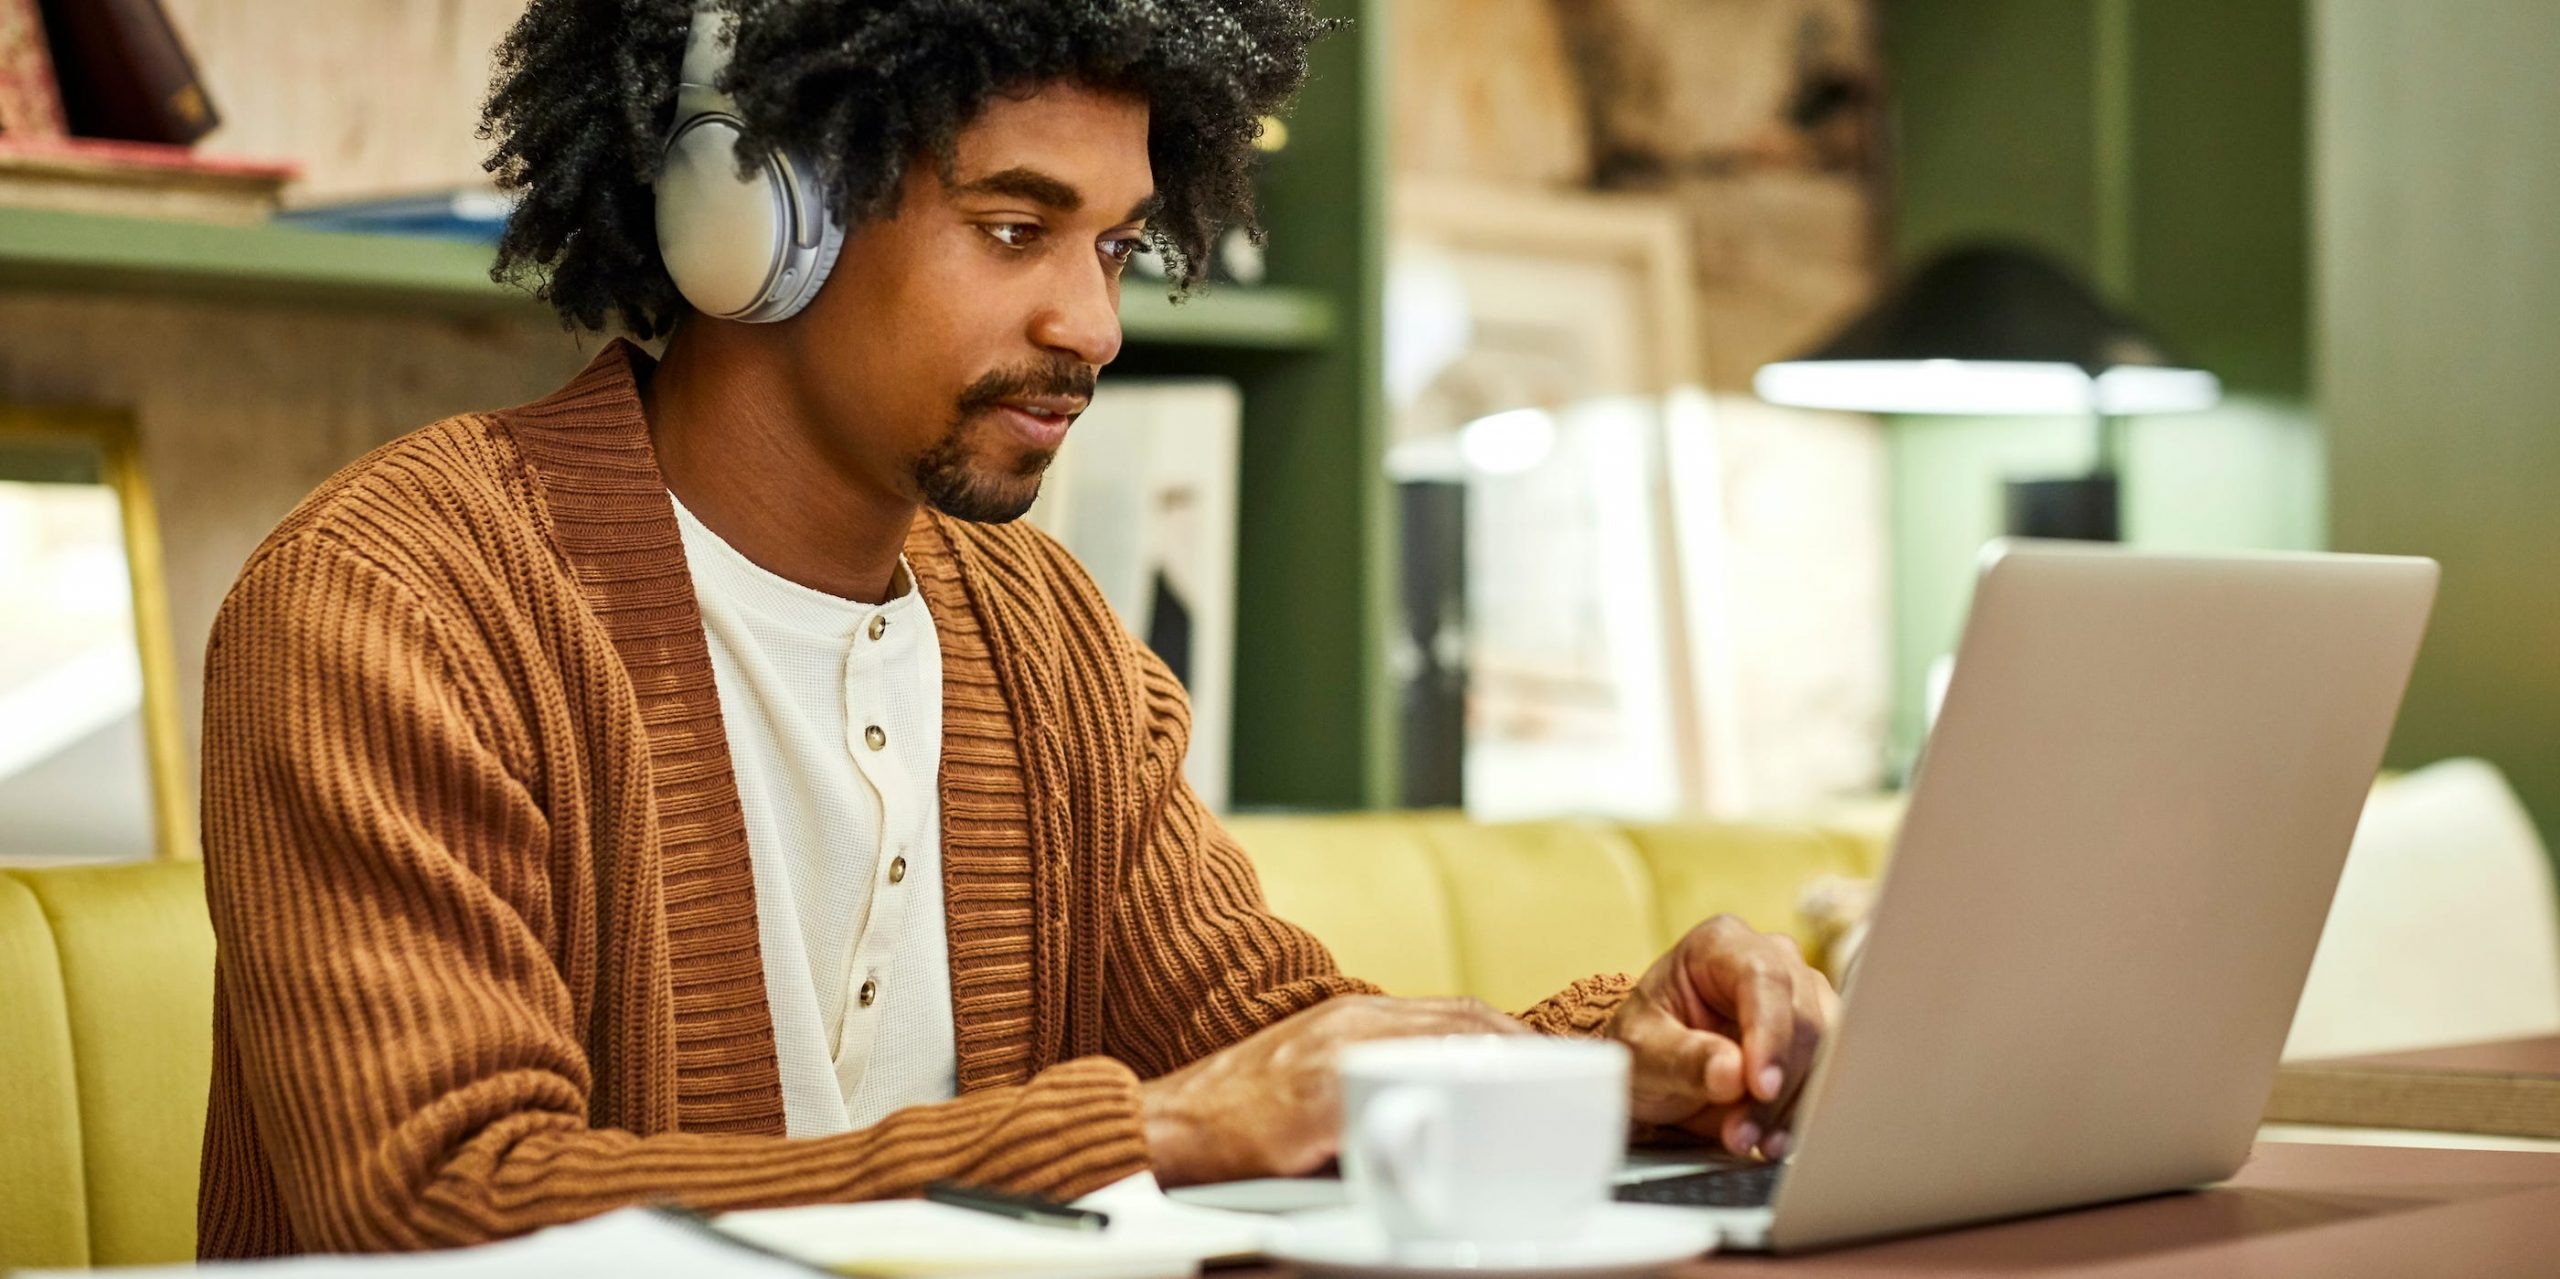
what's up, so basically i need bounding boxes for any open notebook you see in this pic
[16,1206,815,1278]
[714,1173,1272,1277]
[20,1176,1268,1278]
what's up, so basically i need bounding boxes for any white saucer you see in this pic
[1266,1206,1717,1278]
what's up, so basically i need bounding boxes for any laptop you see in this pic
[1613,540,2439,1251]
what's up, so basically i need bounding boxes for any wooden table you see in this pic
[1240,1141,2560,1277]
[1701,1142,2560,1276]
[2267,1034,2560,1138]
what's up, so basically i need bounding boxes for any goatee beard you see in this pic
[913,416,1053,523]
[916,356,1094,523]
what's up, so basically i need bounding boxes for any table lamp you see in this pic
[1752,242,2220,540]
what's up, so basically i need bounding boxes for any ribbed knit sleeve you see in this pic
[1515,973,1637,1035]
[200,534,1148,1253]
[1097,646,1383,1077]
[1091,630,1637,1066]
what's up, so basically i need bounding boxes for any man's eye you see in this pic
[983,223,1041,250]
[1102,236,1145,267]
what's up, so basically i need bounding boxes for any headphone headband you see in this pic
[678,2,726,91]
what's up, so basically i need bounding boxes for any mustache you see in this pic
[956,359,1096,417]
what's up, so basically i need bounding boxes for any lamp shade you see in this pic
[1754,242,2220,416]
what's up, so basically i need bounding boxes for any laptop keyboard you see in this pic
[1615,1163,1785,1209]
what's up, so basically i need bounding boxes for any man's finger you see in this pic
[1668,1101,1766,1159]
[1677,918,1799,1104]
[1624,1003,1747,1116]
[1724,949,1795,1103]
[1723,1107,1764,1159]
[1759,971,1841,1153]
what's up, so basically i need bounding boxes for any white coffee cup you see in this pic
[1338,1035,1631,1249]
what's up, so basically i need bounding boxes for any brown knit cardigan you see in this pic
[195,340,1630,1257]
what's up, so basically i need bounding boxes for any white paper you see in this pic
[714,1173,1269,1279]
[18,1207,819,1278]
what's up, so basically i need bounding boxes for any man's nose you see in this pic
[1031,259,1124,368]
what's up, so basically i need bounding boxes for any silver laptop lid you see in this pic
[1769,541,2438,1252]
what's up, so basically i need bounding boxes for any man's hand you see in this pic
[1606,915,1839,1161]
[1140,995,1528,1187]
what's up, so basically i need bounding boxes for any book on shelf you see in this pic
[2265,1035,2560,1139]
[0,0,65,137]
[275,187,515,241]
[36,0,217,145]
[0,133,295,223]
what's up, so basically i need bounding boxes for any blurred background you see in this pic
[0,0,2550,876]
[10,11,2560,1266]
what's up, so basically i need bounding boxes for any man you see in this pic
[197,0,1836,1257]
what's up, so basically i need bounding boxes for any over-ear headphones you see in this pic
[655,4,845,323]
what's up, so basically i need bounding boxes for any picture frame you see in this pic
[1388,177,1745,816]
[1025,379,1244,811]
[0,402,191,862]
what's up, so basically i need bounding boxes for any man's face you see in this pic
[780,80,1157,523]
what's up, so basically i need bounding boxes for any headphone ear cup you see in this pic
[784,214,847,319]
[657,113,795,320]
[657,5,841,324]
[751,147,845,323]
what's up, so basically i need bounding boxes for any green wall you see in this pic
[1880,0,2321,771]
[1120,0,1393,809]
[1887,399,2325,764]
[2316,1,2560,847]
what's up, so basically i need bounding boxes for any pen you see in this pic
[925,1180,1112,1232]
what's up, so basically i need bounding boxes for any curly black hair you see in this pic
[480,0,1342,337]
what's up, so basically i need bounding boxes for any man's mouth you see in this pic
[992,396,1086,450]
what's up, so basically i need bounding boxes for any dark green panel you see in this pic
[1881,0,2321,770]
[1881,0,2103,270]
[2127,0,2308,396]
[1223,0,1390,809]
[2319,1,2560,851]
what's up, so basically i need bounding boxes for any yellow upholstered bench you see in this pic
[1226,813,1886,1014]
[8,769,2531,1269]
[0,862,215,1270]
[0,818,1878,1269]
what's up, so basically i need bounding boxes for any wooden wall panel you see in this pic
[1675,169,1874,389]
[1562,0,1875,165]
[1388,0,1590,186]
[1555,0,1885,389]
[0,296,592,768]
[166,0,528,201]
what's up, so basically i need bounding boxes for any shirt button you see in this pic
[864,724,886,751]
[868,615,888,642]
[889,855,908,884]
[858,978,879,1007]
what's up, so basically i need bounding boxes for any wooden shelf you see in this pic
[2,0,1386,811]
[1122,283,1337,350]
[0,205,1335,350]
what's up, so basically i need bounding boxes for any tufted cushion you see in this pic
[1409,818,1664,1015]
[1228,814,1880,1012]
[9,862,215,1266]
[1226,812,1467,998]
[0,871,89,1269]
[1620,821,1879,956]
